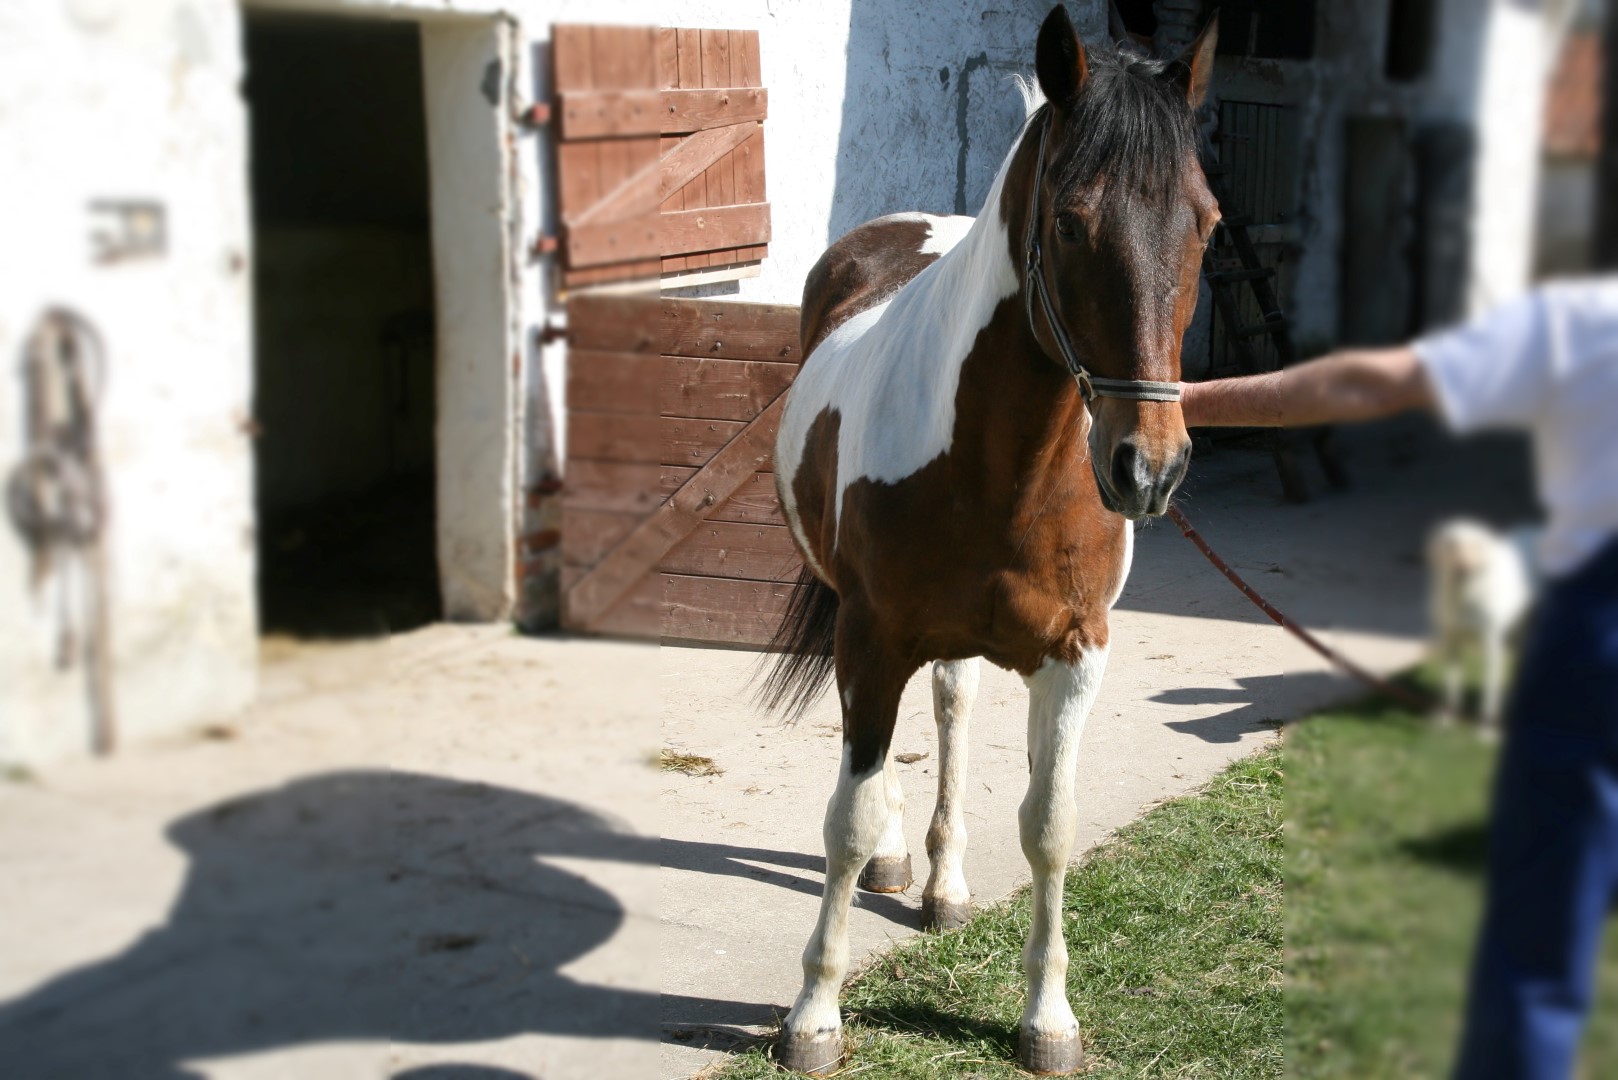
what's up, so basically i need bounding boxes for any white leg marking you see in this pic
[924,658,980,919]
[1019,649,1109,1044]
[869,750,909,865]
[784,743,890,1044]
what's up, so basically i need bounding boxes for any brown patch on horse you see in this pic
[800,216,948,356]
[789,408,842,583]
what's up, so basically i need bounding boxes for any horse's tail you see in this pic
[755,565,840,721]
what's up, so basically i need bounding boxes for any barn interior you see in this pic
[244,13,442,637]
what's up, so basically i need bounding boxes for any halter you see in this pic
[1022,115,1183,406]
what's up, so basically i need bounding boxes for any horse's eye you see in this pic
[1054,212,1078,241]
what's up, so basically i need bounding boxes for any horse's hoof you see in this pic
[1020,1028,1083,1075]
[777,1028,843,1075]
[858,853,913,893]
[920,896,972,931]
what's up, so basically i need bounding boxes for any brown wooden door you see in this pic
[562,296,803,645]
[551,25,770,288]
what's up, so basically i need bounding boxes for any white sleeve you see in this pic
[1413,290,1552,434]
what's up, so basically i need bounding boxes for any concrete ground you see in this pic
[0,417,1536,1080]
[0,630,663,1080]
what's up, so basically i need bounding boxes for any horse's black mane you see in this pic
[1048,45,1198,203]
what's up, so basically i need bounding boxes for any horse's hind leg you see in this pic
[779,608,911,1075]
[858,750,913,892]
[922,657,979,930]
[1018,647,1109,1075]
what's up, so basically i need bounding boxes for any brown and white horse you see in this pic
[759,6,1220,1075]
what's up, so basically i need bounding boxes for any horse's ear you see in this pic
[1167,12,1219,109]
[1036,4,1088,109]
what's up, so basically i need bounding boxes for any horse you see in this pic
[758,6,1220,1075]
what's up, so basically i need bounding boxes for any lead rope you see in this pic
[1166,504,1439,714]
[1023,115,1183,406]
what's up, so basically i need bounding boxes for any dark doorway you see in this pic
[1341,115,1414,344]
[245,14,440,637]
[1386,0,1439,82]
[1216,0,1317,60]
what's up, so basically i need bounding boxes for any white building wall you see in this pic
[0,2,257,763]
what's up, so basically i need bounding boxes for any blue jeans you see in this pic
[1455,539,1618,1079]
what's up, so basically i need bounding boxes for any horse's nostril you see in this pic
[1168,444,1192,488]
[1111,442,1140,494]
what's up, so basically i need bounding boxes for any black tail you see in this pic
[754,566,840,721]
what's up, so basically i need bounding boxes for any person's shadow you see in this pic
[0,770,663,1079]
[1151,671,1350,743]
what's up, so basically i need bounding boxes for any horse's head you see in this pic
[1023,5,1219,519]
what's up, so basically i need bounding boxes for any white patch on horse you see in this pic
[925,658,980,916]
[1018,648,1109,1046]
[920,214,975,255]
[870,752,909,864]
[782,741,891,1051]
[776,146,1023,551]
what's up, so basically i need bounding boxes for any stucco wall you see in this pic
[0,1,257,762]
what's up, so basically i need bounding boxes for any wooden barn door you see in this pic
[562,296,804,644]
[551,25,769,288]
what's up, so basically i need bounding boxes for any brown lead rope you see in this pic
[1166,504,1438,715]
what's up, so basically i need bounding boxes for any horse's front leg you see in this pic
[779,612,910,1075]
[922,657,979,929]
[1017,647,1109,1075]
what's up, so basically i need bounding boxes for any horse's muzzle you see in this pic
[1094,440,1190,519]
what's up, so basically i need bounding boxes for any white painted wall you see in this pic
[0,0,257,762]
[420,18,523,622]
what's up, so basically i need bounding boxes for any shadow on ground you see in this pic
[1152,671,1349,742]
[0,771,661,1079]
[1402,821,1490,876]
[659,837,917,926]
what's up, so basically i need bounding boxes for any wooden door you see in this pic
[562,296,804,645]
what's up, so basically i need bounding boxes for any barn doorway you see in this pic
[245,13,441,637]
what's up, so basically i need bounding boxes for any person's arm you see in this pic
[1179,346,1436,428]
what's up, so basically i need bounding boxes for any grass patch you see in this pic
[710,745,1282,1078]
[1286,670,1618,1078]
[661,749,725,777]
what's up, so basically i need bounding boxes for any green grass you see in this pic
[1286,673,1618,1079]
[709,745,1283,1078]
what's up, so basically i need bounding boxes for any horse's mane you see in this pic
[1030,45,1199,206]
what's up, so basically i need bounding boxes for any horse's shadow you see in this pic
[0,770,665,1080]
[658,836,919,927]
[1151,671,1352,743]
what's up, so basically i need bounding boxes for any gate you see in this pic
[561,295,804,645]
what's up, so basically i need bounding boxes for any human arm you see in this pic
[1179,346,1436,428]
